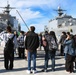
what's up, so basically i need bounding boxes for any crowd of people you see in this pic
[0,25,76,74]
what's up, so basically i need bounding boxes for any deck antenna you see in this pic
[7,0,9,5]
[16,10,29,30]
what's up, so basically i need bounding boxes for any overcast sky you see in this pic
[0,0,76,33]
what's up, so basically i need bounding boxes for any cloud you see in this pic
[0,0,76,33]
[20,8,43,21]
[21,17,49,33]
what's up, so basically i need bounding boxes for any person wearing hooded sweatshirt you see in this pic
[2,26,17,70]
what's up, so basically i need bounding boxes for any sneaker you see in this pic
[45,69,47,72]
[26,70,31,74]
[5,68,9,70]
[41,69,45,72]
[41,69,47,72]
[66,70,72,74]
[52,69,55,71]
[9,68,13,70]
[32,70,37,74]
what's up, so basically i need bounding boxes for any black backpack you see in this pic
[4,35,15,52]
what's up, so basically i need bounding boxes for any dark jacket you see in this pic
[59,34,67,45]
[25,31,39,52]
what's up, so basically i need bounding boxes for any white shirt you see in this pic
[0,32,18,48]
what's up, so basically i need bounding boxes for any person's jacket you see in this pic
[63,39,75,56]
[59,34,67,45]
[17,35,25,48]
[0,32,18,49]
[25,31,39,52]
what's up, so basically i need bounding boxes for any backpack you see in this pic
[4,35,15,52]
[47,36,58,51]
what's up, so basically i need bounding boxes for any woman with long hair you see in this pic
[48,31,58,71]
[63,32,75,73]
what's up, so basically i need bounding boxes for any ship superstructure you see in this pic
[47,6,76,38]
[0,3,21,32]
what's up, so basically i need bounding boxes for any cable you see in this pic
[16,10,29,30]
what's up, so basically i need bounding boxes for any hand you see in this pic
[42,37,45,40]
[66,37,69,40]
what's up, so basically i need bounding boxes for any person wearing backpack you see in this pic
[3,26,17,70]
[48,31,58,71]
[42,31,58,72]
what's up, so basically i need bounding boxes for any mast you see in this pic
[0,1,15,14]
[16,10,29,30]
[54,6,66,16]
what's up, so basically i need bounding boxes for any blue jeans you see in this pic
[44,51,49,69]
[44,47,49,69]
[65,53,67,60]
[28,51,36,70]
[49,51,56,70]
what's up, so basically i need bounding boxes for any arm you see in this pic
[13,36,18,49]
[59,36,62,44]
[63,39,72,45]
[37,35,39,48]
[25,36,27,49]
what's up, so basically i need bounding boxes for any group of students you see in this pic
[1,26,39,74]
[41,31,58,72]
[42,31,76,73]
[59,31,76,73]
[1,25,76,74]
